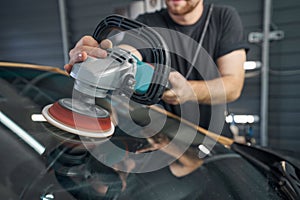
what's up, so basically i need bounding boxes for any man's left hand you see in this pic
[162,71,197,105]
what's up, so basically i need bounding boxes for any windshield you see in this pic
[0,64,296,200]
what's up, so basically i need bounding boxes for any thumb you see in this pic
[168,71,185,89]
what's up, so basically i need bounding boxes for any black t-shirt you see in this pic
[134,4,249,135]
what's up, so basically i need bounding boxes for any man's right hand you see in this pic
[63,35,113,73]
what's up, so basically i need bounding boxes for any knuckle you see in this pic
[81,35,91,43]
[69,49,75,56]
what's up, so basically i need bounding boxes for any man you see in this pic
[64,0,248,136]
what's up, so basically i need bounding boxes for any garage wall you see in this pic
[208,0,300,152]
[1,0,299,152]
[0,0,64,67]
[269,1,300,152]
[0,0,133,67]
[207,0,262,147]
[66,0,133,48]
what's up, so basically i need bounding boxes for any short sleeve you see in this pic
[216,6,249,58]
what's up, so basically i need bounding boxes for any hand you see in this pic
[162,71,196,105]
[63,36,113,73]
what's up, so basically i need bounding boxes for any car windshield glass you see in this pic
[0,65,297,200]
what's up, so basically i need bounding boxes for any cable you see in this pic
[185,4,214,79]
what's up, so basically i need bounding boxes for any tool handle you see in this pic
[92,14,170,105]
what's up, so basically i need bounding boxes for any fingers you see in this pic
[69,36,107,63]
[100,39,113,49]
[162,89,179,105]
[63,64,72,74]
[66,48,89,67]
[162,71,195,105]
[162,71,182,104]
[64,35,111,73]
[64,51,87,73]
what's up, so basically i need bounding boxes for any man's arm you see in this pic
[163,49,246,105]
[64,36,246,106]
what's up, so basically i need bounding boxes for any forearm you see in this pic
[189,50,246,105]
[189,75,244,105]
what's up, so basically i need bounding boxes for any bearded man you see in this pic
[64,0,248,137]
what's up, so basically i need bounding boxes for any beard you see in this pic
[165,0,202,16]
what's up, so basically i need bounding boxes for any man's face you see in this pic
[165,0,202,15]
